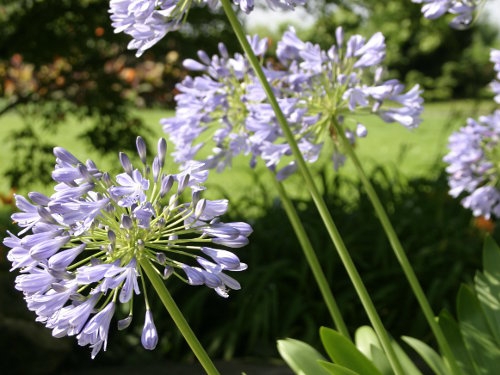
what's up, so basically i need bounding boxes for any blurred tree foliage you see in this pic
[298,0,499,101]
[0,0,239,188]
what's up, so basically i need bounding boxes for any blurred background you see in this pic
[1,0,500,374]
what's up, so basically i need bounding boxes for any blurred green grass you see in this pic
[0,100,496,202]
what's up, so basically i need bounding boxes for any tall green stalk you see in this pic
[271,174,350,339]
[141,260,221,375]
[332,119,461,374]
[219,1,404,373]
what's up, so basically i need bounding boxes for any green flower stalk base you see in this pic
[332,118,461,375]
[272,175,350,340]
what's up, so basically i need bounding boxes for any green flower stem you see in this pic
[332,119,462,375]
[140,260,221,375]
[219,1,404,374]
[271,174,351,339]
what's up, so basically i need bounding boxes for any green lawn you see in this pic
[0,100,496,203]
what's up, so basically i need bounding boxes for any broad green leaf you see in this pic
[457,285,500,373]
[474,271,500,346]
[438,309,478,375]
[482,236,500,280]
[389,338,422,375]
[355,326,381,360]
[354,326,421,375]
[277,338,330,375]
[401,336,447,375]
[320,327,383,375]
[475,237,500,346]
[353,326,391,374]
[318,361,360,375]
[367,344,393,375]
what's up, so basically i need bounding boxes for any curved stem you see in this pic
[271,174,351,339]
[140,260,221,375]
[219,1,404,373]
[332,119,462,375]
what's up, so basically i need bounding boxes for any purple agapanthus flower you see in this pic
[444,110,500,218]
[109,0,306,56]
[161,37,280,173]
[272,27,423,173]
[3,136,251,358]
[161,28,423,179]
[412,0,481,29]
[490,49,500,103]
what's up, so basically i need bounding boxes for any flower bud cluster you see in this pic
[3,136,251,358]
[161,28,423,179]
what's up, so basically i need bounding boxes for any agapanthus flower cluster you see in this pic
[490,49,500,103]
[444,110,500,218]
[109,0,306,57]
[412,0,482,29]
[161,28,423,179]
[3,136,251,358]
[444,48,500,218]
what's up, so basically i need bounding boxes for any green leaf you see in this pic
[474,271,500,346]
[320,327,383,375]
[355,326,382,360]
[475,237,500,346]
[401,336,447,375]
[388,339,422,375]
[318,361,360,375]
[277,338,330,375]
[354,326,391,374]
[354,326,421,375]
[438,309,478,375]
[482,236,500,279]
[367,345,393,375]
[457,285,500,373]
